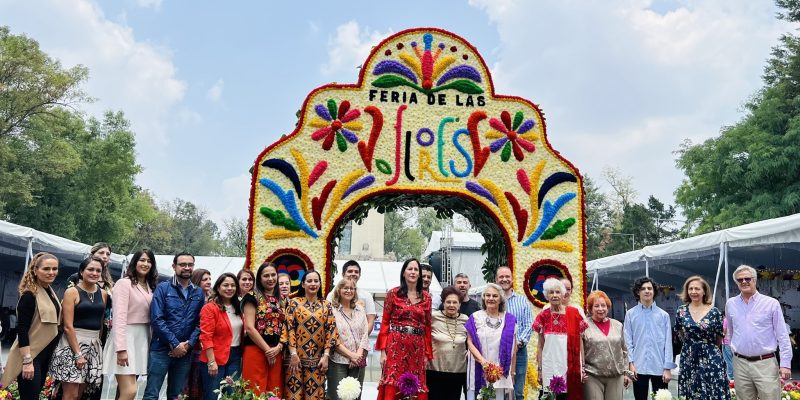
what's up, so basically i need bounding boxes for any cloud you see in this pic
[1,0,186,147]
[469,0,790,203]
[320,21,390,78]
[208,173,252,231]
[206,79,224,102]
[136,0,162,10]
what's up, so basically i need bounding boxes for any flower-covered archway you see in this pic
[246,27,586,396]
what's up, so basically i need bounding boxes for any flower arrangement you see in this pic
[337,376,361,400]
[397,371,421,399]
[40,376,55,400]
[477,362,504,400]
[540,375,567,400]
[0,382,17,400]
[783,380,800,400]
[650,389,687,400]
[216,376,283,400]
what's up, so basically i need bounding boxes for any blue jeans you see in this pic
[514,345,527,400]
[722,344,734,380]
[200,346,242,400]
[143,349,193,400]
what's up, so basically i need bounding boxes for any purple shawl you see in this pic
[465,311,516,391]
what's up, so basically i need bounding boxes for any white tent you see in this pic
[0,220,127,305]
[586,213,800,315]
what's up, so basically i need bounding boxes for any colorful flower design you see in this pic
[372,32,483,94]
[254,294,285,337]
[309,99,362,152]
[397,371,421,398]
[486,110,537,162]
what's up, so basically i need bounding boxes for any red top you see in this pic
[593,318,611,336]
[375,287,432,391]
[199,302,241,365]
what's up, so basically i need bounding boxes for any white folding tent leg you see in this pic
[25,237,33,268]
[645,258,649,277]
[713,242,724,307]
[724,243,730,300]
[592,270,598,291]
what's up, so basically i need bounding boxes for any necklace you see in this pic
[80,284,97,303]
[485,313,502,329]
[444,313,460,348]
[552,311,563,326]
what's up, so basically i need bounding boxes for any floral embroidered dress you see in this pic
[285,297,338,400]
[676,305,730,400]
[375,287,433,400]
[533,307,587,399]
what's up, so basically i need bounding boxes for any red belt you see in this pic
[734,352,775,362]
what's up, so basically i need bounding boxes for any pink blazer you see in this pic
[112,277,153,351]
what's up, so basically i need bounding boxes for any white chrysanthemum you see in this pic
[654,389,673,400]
[337,376,361,400]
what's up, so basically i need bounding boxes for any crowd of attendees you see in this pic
[0,249,793,400]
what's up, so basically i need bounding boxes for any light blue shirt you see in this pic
[623,302,676,375]
[506,291,533,345]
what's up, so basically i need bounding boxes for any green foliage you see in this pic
[675,4,800,233]
[384,210,426,261]
[162,199,222,255]
[0,26,90,138]
[259,206,300,231]
[220,217,248,257]
[541,218,576,240]
[583,175,613,260]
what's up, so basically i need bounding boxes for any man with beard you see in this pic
[143,252,205,399]
[452,273,480,315]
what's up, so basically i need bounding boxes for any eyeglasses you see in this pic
[341,287,355,292]
[177,263,195,268]
[735,277,753,284]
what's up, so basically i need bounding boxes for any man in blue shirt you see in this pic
[143,252,205,399]
[623,277,676,400]
[496,265,533,400]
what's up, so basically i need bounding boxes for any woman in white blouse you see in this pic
[327,277,369,400]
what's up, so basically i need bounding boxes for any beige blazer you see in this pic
[1,286,61,386]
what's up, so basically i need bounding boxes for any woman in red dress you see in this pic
[375,258,433,400]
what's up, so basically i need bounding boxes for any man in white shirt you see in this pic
[327,260,377,334]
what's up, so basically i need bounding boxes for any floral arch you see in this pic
[246,24,585,359]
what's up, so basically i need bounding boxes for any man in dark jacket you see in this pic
[143,252,205,399]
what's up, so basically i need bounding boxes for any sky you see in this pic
[1,0,793,231]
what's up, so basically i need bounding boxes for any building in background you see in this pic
[335,209,388,260]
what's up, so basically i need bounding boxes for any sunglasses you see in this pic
[735,277,753,284]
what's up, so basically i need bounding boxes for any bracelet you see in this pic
[74,352,84,360]
[22,360,33,365]
[22,354,32,362]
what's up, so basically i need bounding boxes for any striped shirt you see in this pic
[506,291,533,345]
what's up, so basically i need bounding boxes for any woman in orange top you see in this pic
[241,262,285,395]
[199,273,243,400]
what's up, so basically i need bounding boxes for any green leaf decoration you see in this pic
[512,111,524,131]
[327,99,338,120]
[375,158,392,175]
[431,79,484,94]
[501,141,512,162]
[336,132,347,152]
[259,206,301,231]
[372,75,425,92]
[541,218,576,240]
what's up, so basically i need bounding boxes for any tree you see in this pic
[220,217,248,257]
[675,2,800,233]
[384,210,425,261]
[162,199,222,256]
[584,175,613,260]
[0,26,89,138]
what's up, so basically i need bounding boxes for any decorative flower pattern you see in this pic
[486,110,537,162]
[309,99,362,152]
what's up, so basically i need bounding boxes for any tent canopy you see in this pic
[586,213,800,303]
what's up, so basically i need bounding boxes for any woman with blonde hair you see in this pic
[1,252,61,400]
[676,276,729,399]
[327,277,369,400]
[582,290,630,400]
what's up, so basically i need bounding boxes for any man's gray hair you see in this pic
[543,278,566,296]
[454,272,470,280]
[732,265,757,282]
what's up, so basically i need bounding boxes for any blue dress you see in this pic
[676,305,730,400]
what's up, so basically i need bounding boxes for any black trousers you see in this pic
[426,369,466,400]
[18,340,57,400]
[632,374,668,400]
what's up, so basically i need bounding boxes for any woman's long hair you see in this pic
[125,249,158,290]
[208,273,241,315]
[398,258,423,298]
[254,262,281,300]
[296,270,322,300]
[18,252,58,295]
[90,242,115,289]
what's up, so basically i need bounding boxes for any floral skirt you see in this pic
[48,328,103,388]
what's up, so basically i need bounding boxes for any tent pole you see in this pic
[724,243,730,300]
[25,238,33,268]
[593,270,598,291]
[713,243,724,307]
[645,258,649,277]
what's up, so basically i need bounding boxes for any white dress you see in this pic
[466,310,515,400]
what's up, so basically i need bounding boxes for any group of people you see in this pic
[0,247,793,400]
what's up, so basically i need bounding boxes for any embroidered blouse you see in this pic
[241,291,285,346]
